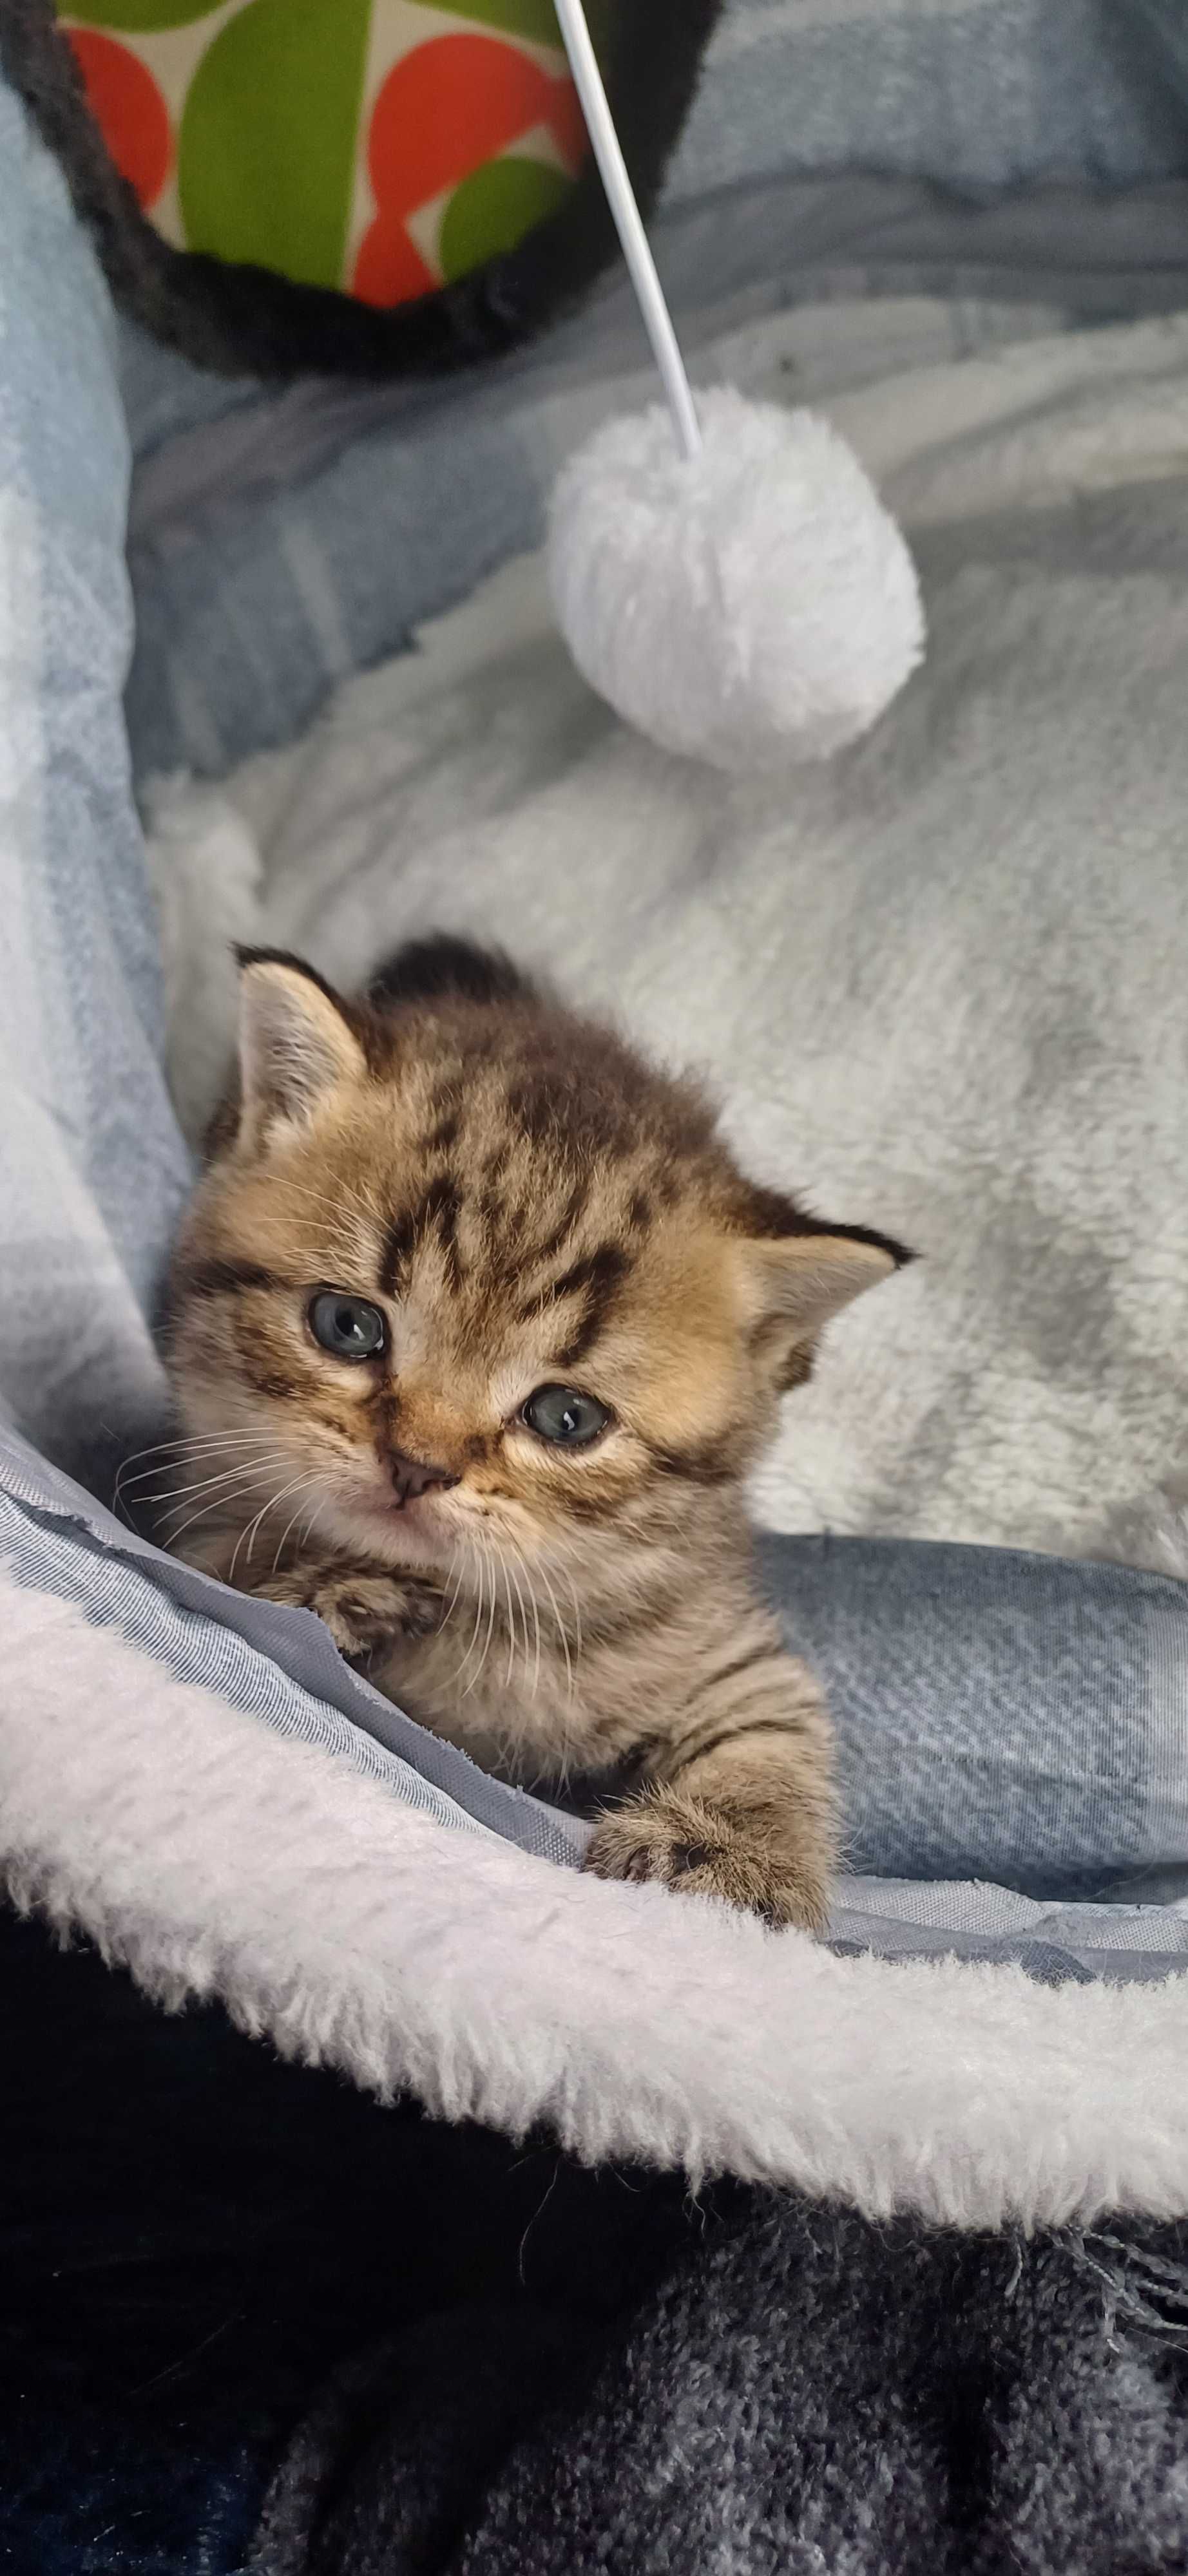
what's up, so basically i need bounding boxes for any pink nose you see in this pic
[390,1449,459,1508]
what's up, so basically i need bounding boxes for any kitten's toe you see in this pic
[318,1595,390,1658]
[310,1575,442,1658]
[583,1791,826,1933]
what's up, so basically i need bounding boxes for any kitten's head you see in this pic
[164,940,908,1596]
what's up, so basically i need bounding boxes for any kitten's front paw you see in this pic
[583,1788,828,1933]
[265,1566,443,1660]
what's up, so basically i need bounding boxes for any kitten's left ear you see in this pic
[235,949,366,1148]
[736,1222,912,1388]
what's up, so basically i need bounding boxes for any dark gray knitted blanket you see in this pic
[253,2197,1188,2576]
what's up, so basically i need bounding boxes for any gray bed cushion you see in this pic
[1129,1,1188,117]
[760,1533,1188,1902]
[667,0,1188,207]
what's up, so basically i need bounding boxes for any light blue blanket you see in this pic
[0,85,190,1497]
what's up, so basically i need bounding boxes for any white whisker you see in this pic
[247,1473,324,1569]
[114,1431,281,1516]
[530,1569,543,1702]
[505,1549,533,1694]
[454,1538,497,1703]
[153,1452,289,1514]
[453,1546,487,1694]
[162,1469,294,1553]
[230,1473,321,1582]
[463,1547,501,1703]
[507,1540,542,1704]
[119,1430,282,1472]
[137,1451,290,1510]
[271,1478,330,1574]
[533,1556,575,1708]
[560,1564,584,1668]
[437,1547,464,1634]
[501,1548,519,1688]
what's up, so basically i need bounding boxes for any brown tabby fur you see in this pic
[155,938,909,1930]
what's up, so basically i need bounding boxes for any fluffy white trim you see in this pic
[3,1564,1187,2231]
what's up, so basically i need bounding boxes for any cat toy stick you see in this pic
[553,0,701,462]
[546,0,925,769]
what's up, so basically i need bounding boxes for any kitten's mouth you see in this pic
[352,1488,451,1557]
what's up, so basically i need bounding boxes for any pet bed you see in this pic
[5,8,1188,2566]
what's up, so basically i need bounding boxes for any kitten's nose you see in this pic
[389,1448,459,1509]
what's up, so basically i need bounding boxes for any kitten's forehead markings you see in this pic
[377,1168,467,1299]
[522,1175,592,1273]
[517,1242,632,1359]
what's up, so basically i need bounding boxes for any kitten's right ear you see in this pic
[235,950,365,1148]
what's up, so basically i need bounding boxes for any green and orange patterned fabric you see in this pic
[57,0,589,308]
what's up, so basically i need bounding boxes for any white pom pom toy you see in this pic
[551,390,925,768]
[547,0,925,771]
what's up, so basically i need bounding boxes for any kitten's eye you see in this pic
[308,1290,387,1362]
[521,1385,611,1447]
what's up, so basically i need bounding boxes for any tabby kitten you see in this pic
[160,938,908,1929]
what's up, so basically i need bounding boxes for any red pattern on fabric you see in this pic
[353,32,581,309]
[67,27,172,211]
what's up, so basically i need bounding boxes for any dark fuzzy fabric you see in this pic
[0,1908,693,2575]
[254,2200,1188,2576]
[8,1903,1188,2575]
[0,0,723,379]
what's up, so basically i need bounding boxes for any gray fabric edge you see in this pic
[0,1415,587,1868]
[0,1485,495,1841]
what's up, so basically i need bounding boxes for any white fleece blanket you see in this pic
[151,300,1188,1558]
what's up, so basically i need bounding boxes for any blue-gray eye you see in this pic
[309,1290,387,1361]
[521,1385,611,1446]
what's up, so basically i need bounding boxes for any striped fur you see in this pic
[160,939,908,1929]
